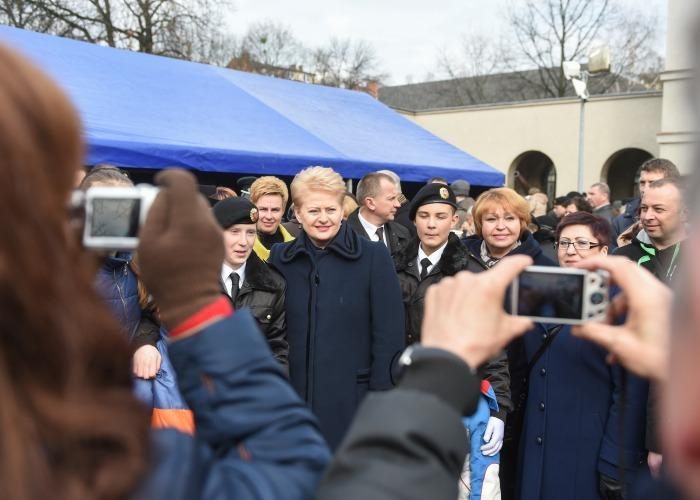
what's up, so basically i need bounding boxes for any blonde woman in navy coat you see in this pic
[270,166,405,450]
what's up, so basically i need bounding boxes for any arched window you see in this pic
[508,151,557,205]
[601,148,653,201]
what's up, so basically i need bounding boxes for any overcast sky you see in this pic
[224,0,667,85]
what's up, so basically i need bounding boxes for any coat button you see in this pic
[539,402,545,411]
[266,314,272,320]
[536,436,543,445]
[542,333,548,341]
[540,368,546,376]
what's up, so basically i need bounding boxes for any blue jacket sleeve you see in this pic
[598,365,649,479]
[145,310,330,500]
[368,244,406,390]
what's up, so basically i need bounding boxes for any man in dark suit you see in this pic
[347,171,411,262]
[586,182,614,221]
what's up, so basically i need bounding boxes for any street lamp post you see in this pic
[576,73,589,194]
[563,62,590,193]
[564,47,610,192]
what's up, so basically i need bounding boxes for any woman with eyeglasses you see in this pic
[516,212,648,500]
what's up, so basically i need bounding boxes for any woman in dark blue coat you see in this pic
[459,187,556,499]
[517,212,648,500]
[270,166,405,450]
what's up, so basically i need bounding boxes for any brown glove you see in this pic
[137,169,224,330]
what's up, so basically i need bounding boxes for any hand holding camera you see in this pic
[421,255,535,369]
[136,169,224,330]
[571,255,671,381]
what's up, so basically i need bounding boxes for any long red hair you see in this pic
[0,45,150,499]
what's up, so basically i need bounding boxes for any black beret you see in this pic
[409,183,458,220]
[213,197,259,229]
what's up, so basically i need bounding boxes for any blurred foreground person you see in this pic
[270,166,405,450]
[80,166,162,380]
[0,44,328,499]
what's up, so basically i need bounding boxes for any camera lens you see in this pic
[591,292,604,305]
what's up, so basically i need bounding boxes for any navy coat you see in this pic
[517,325,648,500]
[95,252,140,338]
[269,222,406,450]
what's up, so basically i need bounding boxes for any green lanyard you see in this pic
[638,241,680,282]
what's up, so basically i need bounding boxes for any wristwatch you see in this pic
[397,345,476,376]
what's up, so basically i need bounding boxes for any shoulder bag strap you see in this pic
[525,324,563,375]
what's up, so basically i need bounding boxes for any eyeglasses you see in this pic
[555,239,602,251]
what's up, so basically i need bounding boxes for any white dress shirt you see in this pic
[358,211,388,245]
[417,241,448,276]
[221,261,246,297]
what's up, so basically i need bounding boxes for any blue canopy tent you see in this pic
[0,26,504,186]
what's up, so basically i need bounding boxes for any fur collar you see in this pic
[244,251,282,292]
[395,232,475,276]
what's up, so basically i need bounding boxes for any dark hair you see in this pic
[427,176,448,185]
[555,212,611,246]
[554,196,570,207]
[639,158,680,178]
[0,46,149,499]
[567,195,593,213]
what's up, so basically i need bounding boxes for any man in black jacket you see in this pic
[614,176,687,476]
[611,158,680,244]
[394,183,511,452]
[347,171,410,262]
[213,197,289,369]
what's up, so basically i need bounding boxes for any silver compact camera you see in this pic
[72,185,159,250]
[509,265,610,325]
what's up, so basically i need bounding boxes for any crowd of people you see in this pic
[1,41,699,500]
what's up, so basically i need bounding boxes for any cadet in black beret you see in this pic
[395,180,512,450]
[409,183,458,220]
[212,197,289,372]
[213,196,259,229]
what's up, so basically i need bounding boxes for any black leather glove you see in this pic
[599,473,623,500]
[137,169,224,330]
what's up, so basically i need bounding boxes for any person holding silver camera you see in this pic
[80,165,163,382]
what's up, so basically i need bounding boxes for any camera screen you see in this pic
[516,271,584,320]
[89,198,141,238]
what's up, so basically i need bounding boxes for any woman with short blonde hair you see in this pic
[472,187,531,238]
[250,176,289,207]
[461,187,554,497]
[270,165,405,450]
[250,175,294,261]
[290,166,345,206]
